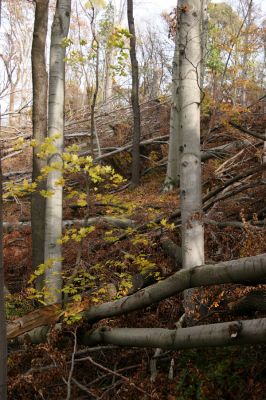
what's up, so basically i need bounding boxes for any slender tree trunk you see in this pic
[89,3,99,159]
[150,67,160,100]
[0,150,7,400]
[241,0,253,106]
[200,0,208,89]
[179,0,204,319]
[31,0,49,292]
[164,2,181,191]
[44,0,71,304]
[127,0,141,187]
[8,82,15,126]
[103,1,125,112]
[103,47,114,112]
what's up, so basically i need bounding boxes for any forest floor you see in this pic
[2,100,266,399]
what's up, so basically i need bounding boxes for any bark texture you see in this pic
[83,318,266,349]
[84,254,266,323]
[31,0,49,291]
[44,0,71,303]
[179,0,204,317]
[164,0,181,190]
[6,254,266,340]
[127,0,141,186]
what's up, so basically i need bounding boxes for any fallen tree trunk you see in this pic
[228,290,266,314]
[3,216,136,232]
[204,219,265,230]
[229,121,265,141]
[82,318,266,349]
[7,254,266,340]
[160,236,182,267]
[203,164,265,204]
[7,304,62,340]
[201,139,250,161]
[83,253,266,323]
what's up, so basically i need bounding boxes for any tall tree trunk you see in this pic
[103,1,125,112]
[44,0,71,304]
[127,0,141,187]
[200,0,208,90]
[88,2,99,159]
[241,0,253,106]
[103,47,114,112]
[179,0,204,320]
[0,151,7,400]
[31,0,49,292]
[164,2,181,191]
[8,82,15,126]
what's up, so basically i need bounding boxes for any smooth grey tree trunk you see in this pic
[83,318,266,350]
[164,1,181,191]
[84,253,266,323]
[127,0,141,187]
[241,0,253,106]
[200,0,209,89]
[103,1,125,112]
[103,47,114,112]
[179,0,204,318]
[44,0,71,304]
[7,253,266,341]
[31,0,49,292]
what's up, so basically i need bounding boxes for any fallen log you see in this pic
[7,253,266,340]
[160,235,182,267]
[203,164,265,204]
[3,216,136,232]
[229,121,265,141]
[83,253,266,323]
[228,289,266,314]
[83,318,266,349]
[7,304,62,340]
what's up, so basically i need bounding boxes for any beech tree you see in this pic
[164,1,181,191]
[127,0,141,187]
[7,253,266,343]
[31,0,49,292]
[44,0,71,304]
[102,0,126,111]
[179,0,204,317]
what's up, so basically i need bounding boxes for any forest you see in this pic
[0,0,266,398]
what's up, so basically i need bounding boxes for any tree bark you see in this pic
[0,151,7,399]
[179,0,204,319]
[84,253,266,323]
[44,0,71,304]
[7,254,266,341]
[164,1,181,191]
[31,0,49,292]
[200,0,209,89]
[83,318,266,350]
[240,0,253,106]
[127,0,141,186]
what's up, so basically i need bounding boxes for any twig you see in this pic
[65,328,77,400]
[76,355,153,398]
[86,364,141,388]
[71,377,99,399]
